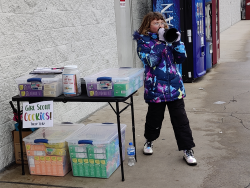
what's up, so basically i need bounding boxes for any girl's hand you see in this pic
[158,28,165,41]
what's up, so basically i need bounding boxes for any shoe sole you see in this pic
[143,151,153,155]
[183,156,197,166]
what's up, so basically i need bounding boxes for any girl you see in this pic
[133,12,197,166]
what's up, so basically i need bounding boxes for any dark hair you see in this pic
[138,12,168,35]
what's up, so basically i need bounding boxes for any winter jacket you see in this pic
[133,31,187,103]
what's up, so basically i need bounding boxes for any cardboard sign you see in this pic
[23,101,53,128]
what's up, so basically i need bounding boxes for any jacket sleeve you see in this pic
[137,40,163,67]
[172,41,187,64]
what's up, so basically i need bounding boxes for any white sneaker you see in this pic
[143,141,153,155]
[183,149,197,166]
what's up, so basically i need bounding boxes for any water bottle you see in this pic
[127,142,135,166]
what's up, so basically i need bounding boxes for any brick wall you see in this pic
[0,0,119,170]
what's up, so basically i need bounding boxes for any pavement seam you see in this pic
[0,181,83,188]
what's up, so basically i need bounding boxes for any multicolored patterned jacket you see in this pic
[133,31,187,103]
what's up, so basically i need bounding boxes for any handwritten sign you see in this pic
[23,101,53,128]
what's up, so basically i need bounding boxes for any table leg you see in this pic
[130,95,137,161]
[115,101,125,181]
[17,101,25,175]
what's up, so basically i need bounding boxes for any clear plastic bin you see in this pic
[15,74,63,97]
[23,124,85,176]
[84,68,144,97]
[66,123,127,178]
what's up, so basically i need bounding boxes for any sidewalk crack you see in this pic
[244,182,250,188]
[230,112,250,130]
[230,96,237,102]
[224,96,237,110]
[224,91,249,110]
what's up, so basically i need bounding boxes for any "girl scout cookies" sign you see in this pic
[23,101,53,128]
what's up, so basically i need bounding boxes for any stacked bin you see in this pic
[66,123,127,178]
[84,67,144,97]
[23,124,84,176]
[15,74,63,97]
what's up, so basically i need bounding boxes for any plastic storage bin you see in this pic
[84,68,144,97]
[23,124,84,176]
[66,123,127,178]
[15,74,63,97]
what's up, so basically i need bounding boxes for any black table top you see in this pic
[12,91,137,103]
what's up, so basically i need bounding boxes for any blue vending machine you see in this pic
[205,0,212,70]
[152,0,206,83]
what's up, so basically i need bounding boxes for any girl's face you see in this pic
[149,19,165,33]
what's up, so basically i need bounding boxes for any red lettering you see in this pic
[24,113,28,121]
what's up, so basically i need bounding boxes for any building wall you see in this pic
[220,0,241,32]
[0,0,119,170]
[131,0,152,68]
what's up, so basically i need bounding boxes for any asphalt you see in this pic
[1,20,250,188]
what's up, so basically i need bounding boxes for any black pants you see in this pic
[144,98,195,151]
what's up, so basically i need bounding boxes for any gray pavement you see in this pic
[1,20,250,188]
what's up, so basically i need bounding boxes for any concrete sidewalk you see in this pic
[1,20,250,188]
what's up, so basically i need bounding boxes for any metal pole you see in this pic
[115,101,125,181]
[17,101,25,175]
[130,95,137,161]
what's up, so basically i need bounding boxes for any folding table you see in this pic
[12,91,138,181]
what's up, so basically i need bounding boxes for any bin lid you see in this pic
[66,123,127,145]
[84,68,144,81]
[15,74,62,84]
[23,124,85,144]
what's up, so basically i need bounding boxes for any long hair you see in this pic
[138,12,169,35]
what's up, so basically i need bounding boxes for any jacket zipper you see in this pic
[167,46,170,98]
[168,67,170,98]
